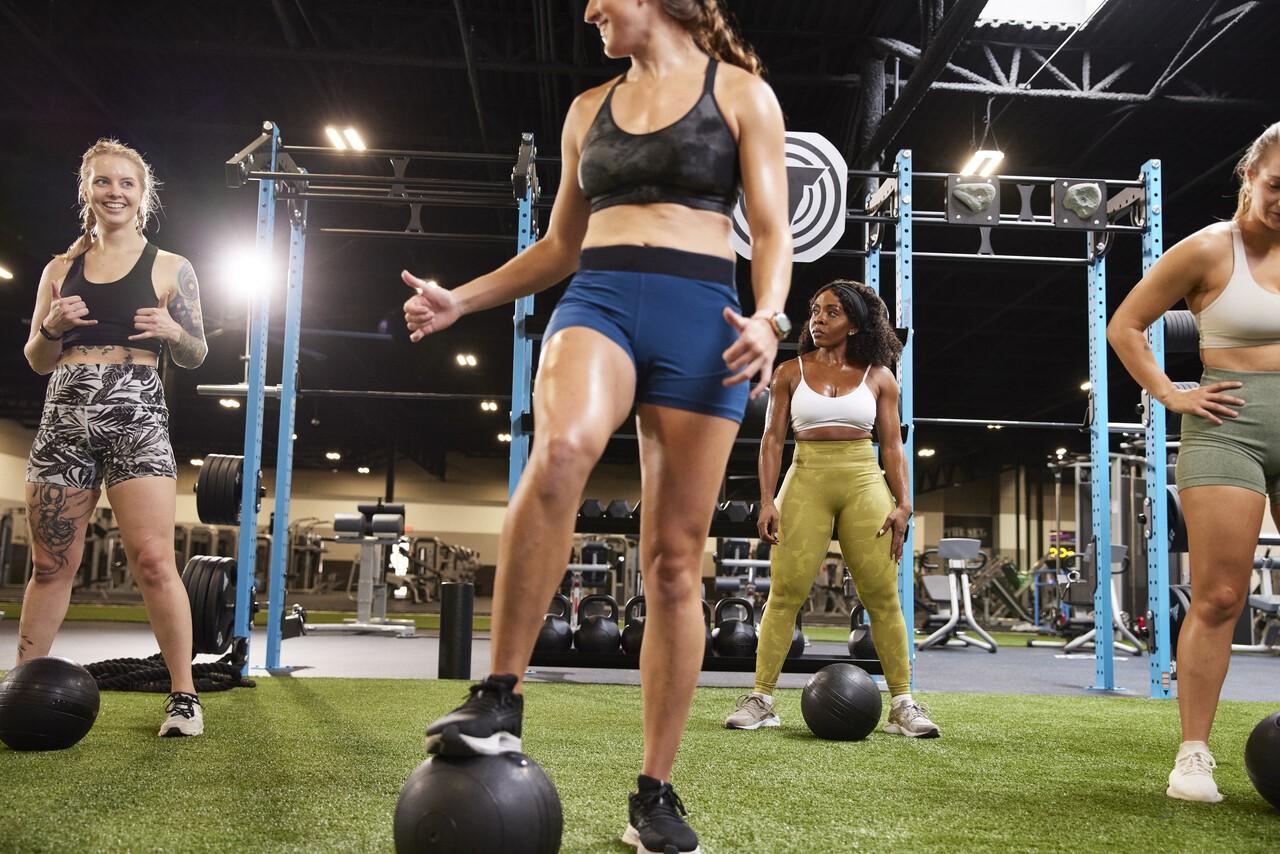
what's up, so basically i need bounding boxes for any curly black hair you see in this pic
[797,279,902,368]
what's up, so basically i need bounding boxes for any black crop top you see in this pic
[578,59,740,216]
[59,242,163,355]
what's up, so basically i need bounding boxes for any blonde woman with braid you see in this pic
[1109,121,1280,802]
[725,281,940,738]
[21,139,209,737]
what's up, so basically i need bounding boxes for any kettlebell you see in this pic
[712,596,757,657]
[574,594,621,654]
[702,600,714,657]
[760,603,806,658]
[535,594,573,653]
[621,595,646,657]
[847,604,879,660]
[788,610,807,659]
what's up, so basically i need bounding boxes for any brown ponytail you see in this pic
[58,138,162,262]
[1233,121,1280,221]
[662,0,764,76]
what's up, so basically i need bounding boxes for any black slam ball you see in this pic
[1244,711,1280,812]
[800,663,882,741]
[394,753,563,853]
[0,656,101,751]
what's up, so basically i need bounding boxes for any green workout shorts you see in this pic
[1176,367,1280,503]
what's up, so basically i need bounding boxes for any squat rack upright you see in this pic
[209,122,540,672]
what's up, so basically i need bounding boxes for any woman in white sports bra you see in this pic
[724,280,939,738]
[1109,120,1280,804]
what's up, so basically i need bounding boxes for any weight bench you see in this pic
[917,538,998,653]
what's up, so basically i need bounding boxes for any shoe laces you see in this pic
[737,694,771,714]
[463,677,517,711]
[636,782,689,820]
[1176,750,1217,776]
[165,692,199,720]
[897,701,931,722]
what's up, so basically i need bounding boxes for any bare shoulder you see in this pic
[155,248,190,271]
[42,256,72,284]
[1168,221,1233,269]
[566,80,615,130]
[868,365,899,393]
[717,64,779,111]
[774,356,801,389]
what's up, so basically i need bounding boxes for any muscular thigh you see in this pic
[636,404,739,567]
[25,481,99,576]
[1181,485,1265,600]
[532,327,636,452]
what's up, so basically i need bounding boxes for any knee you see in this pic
[764,578,808,612]
[131,544,177,589]
[644,538,704,606]
[1193,585,1246,625]
[528,432,602,498]
[30,554,76,585]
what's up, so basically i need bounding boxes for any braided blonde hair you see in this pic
[661,0,763,76]
[59,139,161,262]
[1233,121,1280,221]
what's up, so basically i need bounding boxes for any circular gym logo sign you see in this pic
[731,131,848,264]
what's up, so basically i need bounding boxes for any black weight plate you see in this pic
[192,557,218,654]
[195,461,215,523]
[209,557,236,654]
[217,456,239,526]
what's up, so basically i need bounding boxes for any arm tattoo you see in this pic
[28,483,96,577]
[168,260,208,369]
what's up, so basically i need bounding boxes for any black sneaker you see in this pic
[622,775,700,854]
[424,674,523,757]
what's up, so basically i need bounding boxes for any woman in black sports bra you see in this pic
[22,139,209,738]
[404,2,792,852]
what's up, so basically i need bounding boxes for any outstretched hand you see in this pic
[402,271,463,342]
[721,308,778,399]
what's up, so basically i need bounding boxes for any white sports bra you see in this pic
[789,358,878,434]
[1196,222,1280,349]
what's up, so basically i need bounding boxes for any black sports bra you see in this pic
[577,59,740,216]
[59,242,163,355]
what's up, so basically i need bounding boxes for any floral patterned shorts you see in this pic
[27,363,176,490]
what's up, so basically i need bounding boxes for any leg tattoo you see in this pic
[29,483,96,577]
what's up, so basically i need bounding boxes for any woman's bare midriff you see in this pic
[795,428,873,442]
[582,204,735,259]
[57,345,159,368]
[1201,343,1280,372]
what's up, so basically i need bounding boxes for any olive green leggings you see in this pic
[755,440,911,696]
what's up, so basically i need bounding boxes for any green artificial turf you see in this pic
[1,679,1276,853]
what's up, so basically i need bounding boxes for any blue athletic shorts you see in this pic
[543,245,750,423]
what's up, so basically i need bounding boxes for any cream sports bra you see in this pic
[789,358,877,433]
[1196,222,1280,349]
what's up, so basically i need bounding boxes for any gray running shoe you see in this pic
[724,694,780,730]
[883,700,940,738]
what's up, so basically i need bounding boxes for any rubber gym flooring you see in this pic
[1,619,1278,852]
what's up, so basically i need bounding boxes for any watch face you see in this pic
[774,313,792,337]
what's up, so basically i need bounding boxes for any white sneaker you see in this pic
[1167,745,1223,803]
[724,694,780,730]
[883,700,940,738]
[159,692,204,737]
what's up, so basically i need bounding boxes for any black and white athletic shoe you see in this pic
[158,692,204,737]
[424,674,523,757]
[622,775,701,854]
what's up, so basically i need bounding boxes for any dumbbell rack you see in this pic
[528,650,883,675]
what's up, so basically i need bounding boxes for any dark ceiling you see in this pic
[2,0,1278,490]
